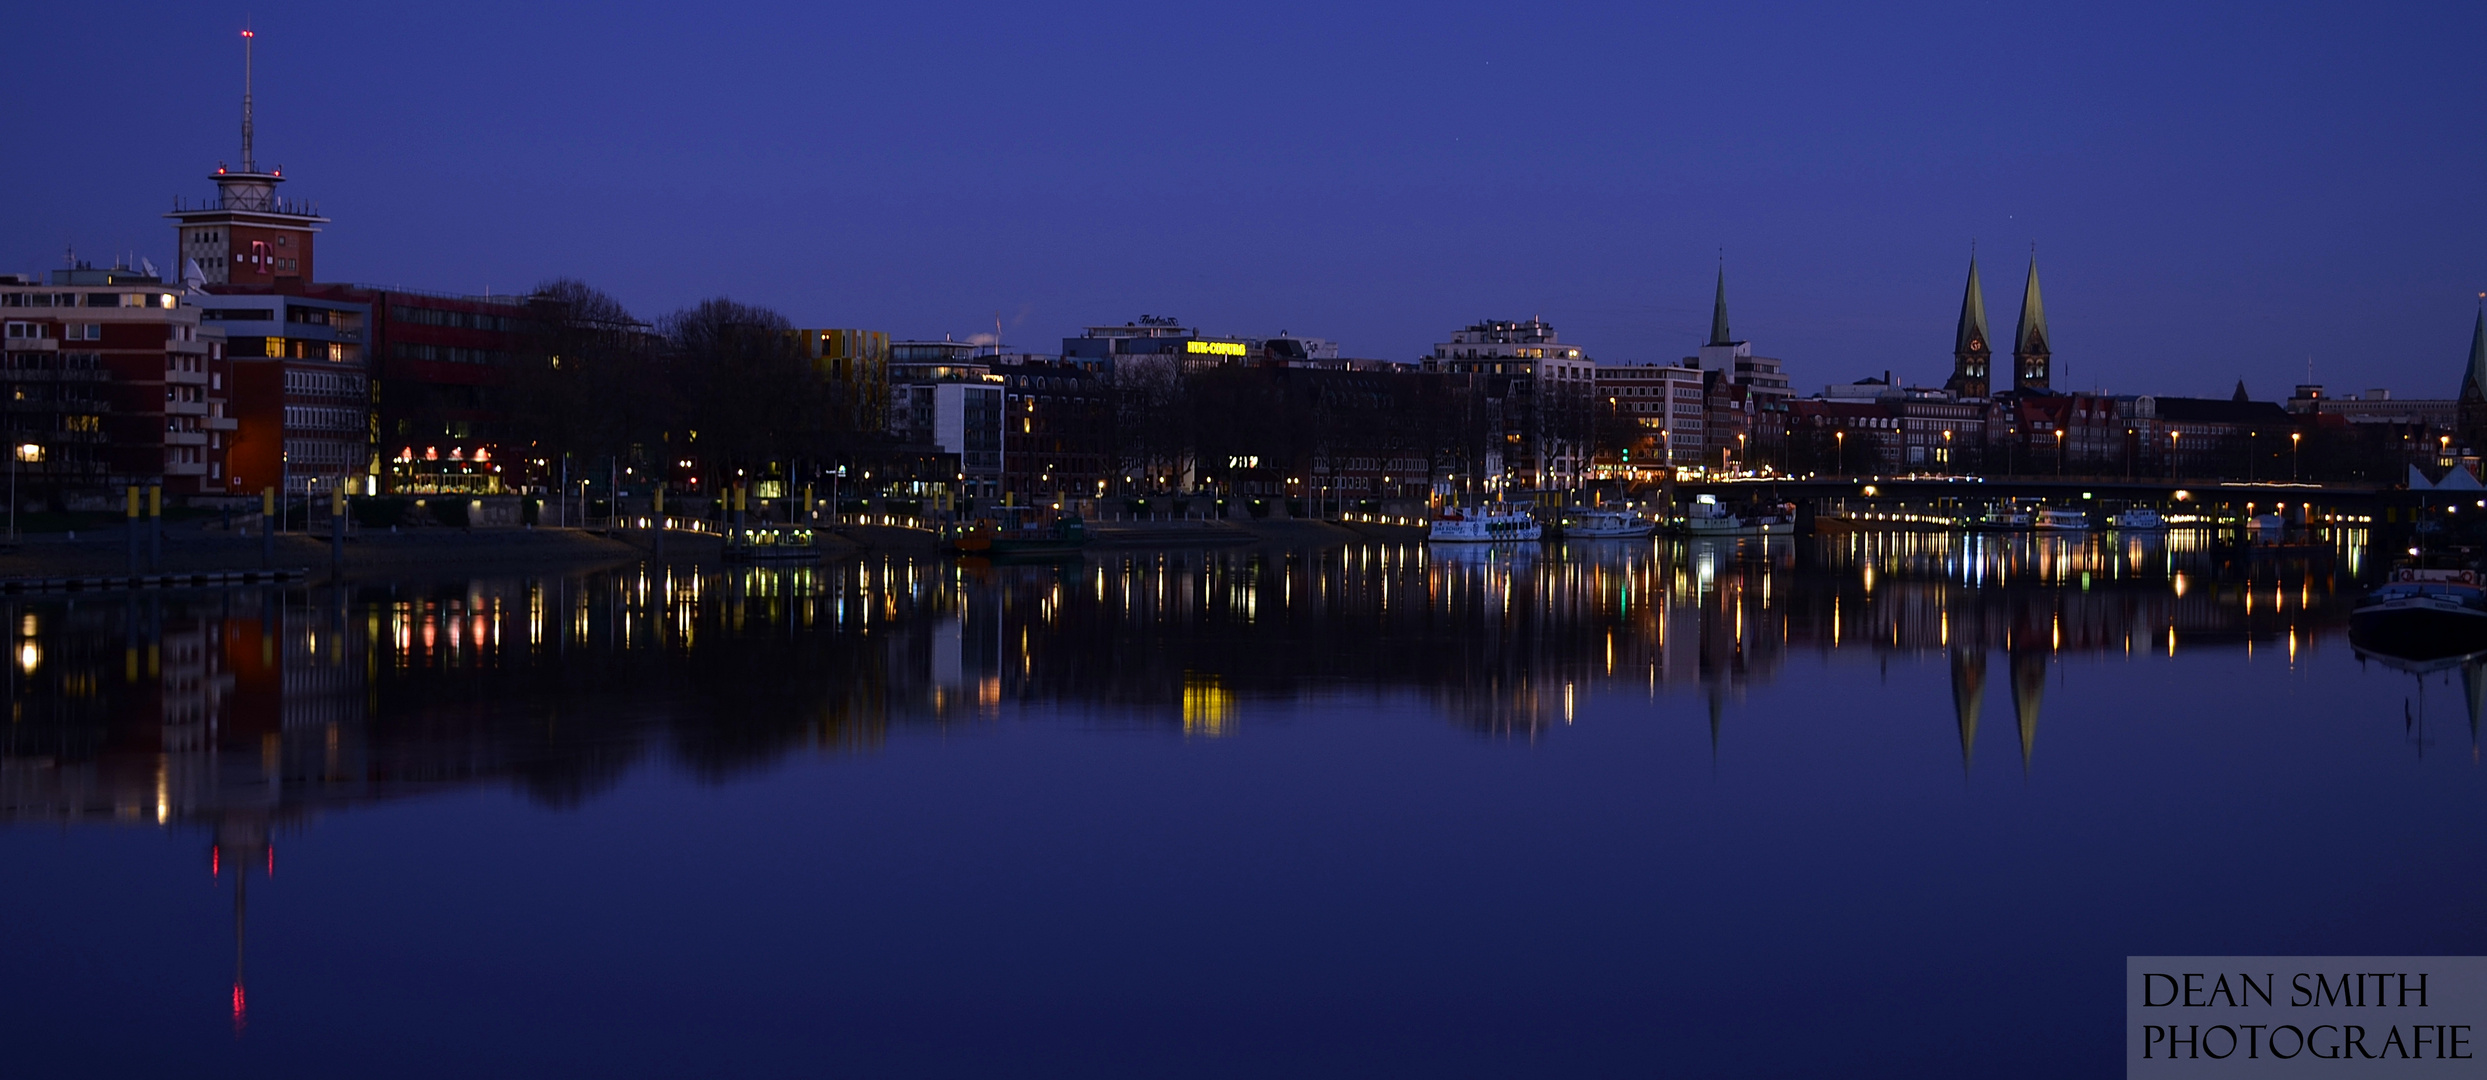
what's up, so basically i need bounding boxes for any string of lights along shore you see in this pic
[3,27,2481,525]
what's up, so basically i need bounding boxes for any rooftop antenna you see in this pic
[240,25,257,173]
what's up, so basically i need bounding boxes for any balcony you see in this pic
[163,460,208,477]
[166,400,209,416]
[166,369,209,386]
[165,431,208,447]
[202,416,237,432]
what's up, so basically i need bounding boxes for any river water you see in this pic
[3,530,2479,1077]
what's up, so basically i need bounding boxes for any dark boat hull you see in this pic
[2349,606,2487,663]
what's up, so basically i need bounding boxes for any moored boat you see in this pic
[1676,494,1795,536]
[723,525,824,563]
[1559,508,1653,539]
[951,508,1089,557]
[2350,567,2487,661]
[2033,508,2092,531]
[1429,506,1542,543]
[2107,508,2168,531]
[1970,505,2034,531]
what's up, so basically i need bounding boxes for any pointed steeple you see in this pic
[2459,301,2487,452]
[1954,256,1990,355]
[1945,254,1993,399]
[2232,379,2249,403]
[1707,264,1733,347]
[2013,256,2051,391]
[2465,303,2487,402]
[2010,644,2045,772]
[1949,647,1985,773]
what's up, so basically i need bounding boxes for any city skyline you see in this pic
[2,1,2480,400]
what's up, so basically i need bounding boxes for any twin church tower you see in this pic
[1943,255,2050,399]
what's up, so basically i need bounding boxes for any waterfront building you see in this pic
[995,358,1111,502]
[163,37,326,291]
[887,351,1005,504]
[794,328,891,433]
[1594,361,1707,469]
[1063,316,1252,371]
[2110,394,2295,478]
[200,293,371,495]
[1785,398,1903,475]
[2289,384,2456,432]
[1691,267,1794,406]
[0,268,234,500]
[1420,318,1594,492]
[259,284,532,494]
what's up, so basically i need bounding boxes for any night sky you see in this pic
[6,0,2480,399]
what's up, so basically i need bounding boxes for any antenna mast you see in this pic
[240,27,256,172]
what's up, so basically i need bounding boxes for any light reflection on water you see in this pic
[2,528,2467,1077]
[0,531,2382,820]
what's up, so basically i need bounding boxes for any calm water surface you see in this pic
[4,531,2481,1078]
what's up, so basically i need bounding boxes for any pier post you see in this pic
[329,484,344,567]
[124,485,138,576]
[652,485,665,560]
[259,487,274,569]
[146,485,161,572]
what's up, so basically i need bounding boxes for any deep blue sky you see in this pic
[4,1,2480,398]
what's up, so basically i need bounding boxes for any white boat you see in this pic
[1429,506,1542,543]
[1677,494,1796,536]
[1561,508,1653,539]
[1970,506,2033,531]
[2107,508,2167,531]
[2033,508,2091,531]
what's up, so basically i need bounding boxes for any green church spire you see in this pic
[1707,264,1733,347]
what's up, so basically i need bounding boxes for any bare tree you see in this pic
[662,299,834,477]
[509,279,661,470]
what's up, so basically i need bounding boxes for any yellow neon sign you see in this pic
[1185,340,1247,357]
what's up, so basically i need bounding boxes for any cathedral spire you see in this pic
[1945,254,1992,399]
[2013,255,2051,391]
[2465,301,2487,401]
[1707,263,1733,347]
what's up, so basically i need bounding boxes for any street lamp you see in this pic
[1941,429,1953,471]
[10,443,39,543]
[2055,427,2065,477]
[2291,431,2302,481]
[2169,431,2181,480]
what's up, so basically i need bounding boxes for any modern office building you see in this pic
[199,293,371,495]
[887,352,1005,503]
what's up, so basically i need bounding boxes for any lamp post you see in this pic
[2291,431,2301,481]
[2055,427,2065,477]
[2169,431,2181,480]
[1835,429,1846,477]
[1941,429,1953,472]
[10,443,38,543]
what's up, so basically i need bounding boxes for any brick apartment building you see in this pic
[0,268,235,503]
